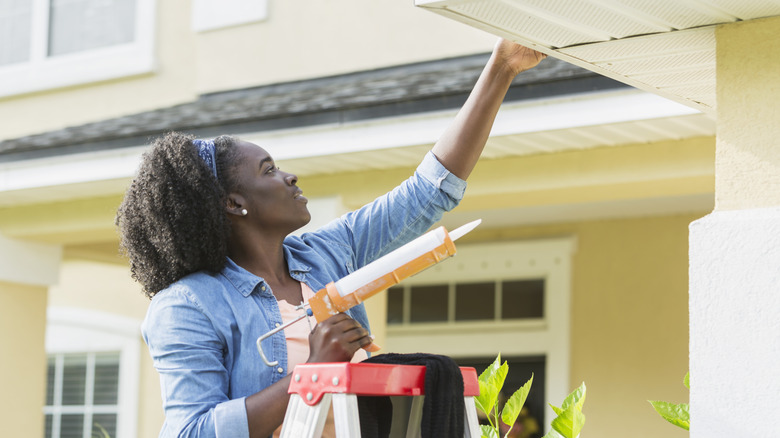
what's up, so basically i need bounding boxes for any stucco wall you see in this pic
[0,0,494,140]
[473,213,696,438]
[688,16,780,438]
[715,15,780,210]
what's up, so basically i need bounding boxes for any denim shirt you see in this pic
[141,152,467,438]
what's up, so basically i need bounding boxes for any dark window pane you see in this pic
[46,357,56,406]
[60,414,84,438]
[455,282,495,321]
[502,279,545,319]
[409,285,448,323]
[92,414,117,438]
[44,414,53,438]
[61,356,86,406]
[456,355,546,438]
[93,353,120,405]
[386,287,404,325]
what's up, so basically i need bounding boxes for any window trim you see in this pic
[0,0,156,98]
[45,307,141,438]
[44,351,122,438]
[385,237,575,409]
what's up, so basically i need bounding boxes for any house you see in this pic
[0,1,740,437]
[415,2,780,437]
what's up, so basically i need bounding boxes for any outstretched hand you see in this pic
[492,38,548,77]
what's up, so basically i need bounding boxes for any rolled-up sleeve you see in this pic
[142,288,250,438]
[316,151,468,268]
[416,151,467,202]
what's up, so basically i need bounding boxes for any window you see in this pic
[384,237,575,417]
[457,355,546,438]
[44,352,121,438]
[0,0,156,97]
[45,308,140,438]
[387,278,545,325]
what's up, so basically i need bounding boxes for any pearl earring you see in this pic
[241,209,248,216]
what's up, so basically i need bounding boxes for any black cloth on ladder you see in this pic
[357,353,465,438]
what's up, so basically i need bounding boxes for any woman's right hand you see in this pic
[306,313,373,363]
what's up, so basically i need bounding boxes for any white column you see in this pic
[0,232,62,287]
[690,16,780,438]
[689,208,780,436]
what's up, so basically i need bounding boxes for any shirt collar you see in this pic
[221,251,312,298]
[283,244,312,275]
[221,258,263,298]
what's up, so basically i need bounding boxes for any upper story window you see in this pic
[0,0,156,97]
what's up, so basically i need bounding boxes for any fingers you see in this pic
[307,313,373,363]
[493,38,547,75]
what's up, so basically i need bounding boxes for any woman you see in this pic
[117,39,546,438]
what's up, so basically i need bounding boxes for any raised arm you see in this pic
[431,39,547,180]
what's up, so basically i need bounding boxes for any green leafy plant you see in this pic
[475,354,534,438]
[542,382,586,438]
[92,423,111,438]
[648,372,690,431]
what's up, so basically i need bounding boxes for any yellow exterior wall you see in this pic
[471,213,695,438]
[48,260,163,438]
[195,0,495,93]
[0,281,47,438]
[301,137,715,213]
[715,15,780,210]
[1,0,494,140]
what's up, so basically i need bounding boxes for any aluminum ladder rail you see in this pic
[280,362,481,438]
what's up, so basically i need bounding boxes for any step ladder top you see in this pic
[288,362,479,406]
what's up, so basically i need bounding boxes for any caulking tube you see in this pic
[336,227,448,297]
[308,226,457,324]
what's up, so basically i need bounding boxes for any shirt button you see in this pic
[277,367,284,374]
[275,323,281,328]
[260,285,267,291]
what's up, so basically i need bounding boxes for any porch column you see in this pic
[689,16,780,437]
[0,233,62,437]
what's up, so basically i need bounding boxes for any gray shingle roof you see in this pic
[0,55,624,162]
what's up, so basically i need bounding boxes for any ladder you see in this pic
[280,362,481,438]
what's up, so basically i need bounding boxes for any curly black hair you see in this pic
[117,132,243,298]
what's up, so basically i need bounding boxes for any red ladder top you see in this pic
[288,362,480,406]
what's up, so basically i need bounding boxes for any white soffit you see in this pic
[415,0,780,113]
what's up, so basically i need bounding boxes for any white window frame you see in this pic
[45,307,141,438]
[191,0,267,33]
[45,351,122,438]
[385,237,575,408]
[0,0,156,98]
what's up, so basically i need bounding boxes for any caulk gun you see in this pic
[256,219,481,367]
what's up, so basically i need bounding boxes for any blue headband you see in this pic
[193,139,218,180]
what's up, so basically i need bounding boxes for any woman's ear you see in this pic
[226,194,248,217]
